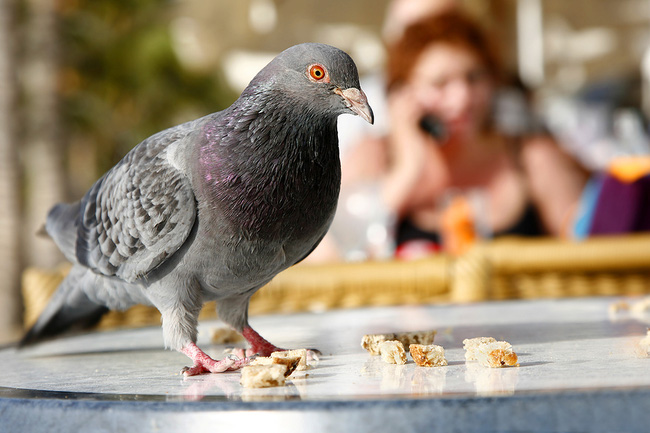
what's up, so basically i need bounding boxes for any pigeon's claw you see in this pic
[181,342,248,376]
[305,348,321,363]
[222,347,274,359]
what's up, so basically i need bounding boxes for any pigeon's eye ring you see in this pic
[308,64,329,82]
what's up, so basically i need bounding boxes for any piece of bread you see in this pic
[410,344,448,367]
[249,355,300,377]
[463,337,496,361]
[249,356,274,366]
[608,300,630,315]
[361,334,389,356]
[362,330,437,355]
[397,331,437,347]
[474,341,519,368]
[272,349,309,371]
[379,340,407,365]
[464,337,518,367]
[240,364,287,388]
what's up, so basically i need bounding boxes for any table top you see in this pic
[2,296,650,432]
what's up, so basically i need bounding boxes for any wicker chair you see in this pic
[22,234,650,331]
[452,234,650,302]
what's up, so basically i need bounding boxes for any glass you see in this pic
[329,182,396,261]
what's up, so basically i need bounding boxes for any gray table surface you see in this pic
[1,296,650,432]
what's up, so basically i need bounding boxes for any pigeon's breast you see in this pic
[193,106,342,291]
[214,149,340,247]
[201,117,340,236]
[192,166,339,295]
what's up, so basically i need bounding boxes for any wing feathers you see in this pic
[47,122,202,283]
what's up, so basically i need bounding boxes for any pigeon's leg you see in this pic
[180,342,248,376]
[217,294,282,357]
[234,328,320,364]
[217,295,320,358]
[153,285,247,376]
[241,326,283,357]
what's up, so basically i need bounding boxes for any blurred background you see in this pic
[1,0,649,342]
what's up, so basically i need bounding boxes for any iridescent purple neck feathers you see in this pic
[196,94,341,239]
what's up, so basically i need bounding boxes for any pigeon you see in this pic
[20,43,373,375]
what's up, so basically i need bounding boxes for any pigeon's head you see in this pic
[251,43,374,124]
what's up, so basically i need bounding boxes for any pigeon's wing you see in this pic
[72,122,200,283]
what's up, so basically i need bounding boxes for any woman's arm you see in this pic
[520,135,589,236]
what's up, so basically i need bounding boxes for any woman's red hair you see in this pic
[386,10,501,91]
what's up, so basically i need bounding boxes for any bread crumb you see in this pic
[396,330,437,347]
[608,301,630,316]
[362,334,389,356]
[463,337,496,361]
[379,340,407,365]
[249,356,274,366]
[272,349,309,371]
[240,364,287,388]
[210,327,244,344]
[271,352,303,376]
[410,344,447,367]
[475,341,519,368]
[362,330,437,355]
[250,354,300,377]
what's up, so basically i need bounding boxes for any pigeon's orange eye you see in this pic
[308,64,328,82]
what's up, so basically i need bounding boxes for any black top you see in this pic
[396,203,545,246]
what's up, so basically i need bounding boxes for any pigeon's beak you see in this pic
[336,87,374,124]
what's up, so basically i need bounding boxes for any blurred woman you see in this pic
[332,10,588,260]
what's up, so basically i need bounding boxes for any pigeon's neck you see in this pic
[204,92,341,170]
[197,94,341,239]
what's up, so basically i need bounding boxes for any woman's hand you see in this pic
[383,84,450,216]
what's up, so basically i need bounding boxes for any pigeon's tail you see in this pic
[19,269,108,347]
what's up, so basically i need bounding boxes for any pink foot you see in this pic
[181,342,248,376]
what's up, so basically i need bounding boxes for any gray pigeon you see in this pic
[21,43,373,375]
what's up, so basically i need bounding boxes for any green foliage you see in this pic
[59,0,237,174]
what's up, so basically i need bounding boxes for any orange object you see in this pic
[608,156,650,183]
[441,195,476,256]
